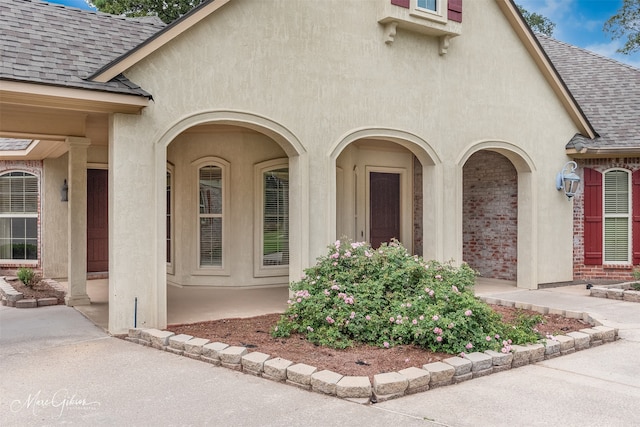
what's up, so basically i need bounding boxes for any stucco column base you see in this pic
[65,294,91,306]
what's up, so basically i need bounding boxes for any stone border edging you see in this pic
[125,298,619,405]
[589,282,640,303]
[0,277,65,308]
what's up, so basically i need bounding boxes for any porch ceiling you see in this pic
[0,101,110,160]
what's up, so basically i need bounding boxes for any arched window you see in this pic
[193,157,229,272]
[254,159,289,277]
[166,165,174,274]
[0,172,38,261]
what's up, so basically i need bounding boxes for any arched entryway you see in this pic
[463,151,517,281]
[458,142,537,289]
[330,129,440,258]
[155,111,307,324]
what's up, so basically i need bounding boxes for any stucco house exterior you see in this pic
[1,0,636,334]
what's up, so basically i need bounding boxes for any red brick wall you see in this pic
[463,151,517,280]
[573,158,640,282]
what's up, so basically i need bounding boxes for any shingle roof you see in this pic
[537,34,640,150]
[0,0,165,97]
[0,138,32,150]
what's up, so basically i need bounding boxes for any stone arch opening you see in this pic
[463,151,518,280]
[330,128,440,258]
[458,142,536,289]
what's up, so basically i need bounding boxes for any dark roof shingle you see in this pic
[0,0,165,97]
[537,34,640,150]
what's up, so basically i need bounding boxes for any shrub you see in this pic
[17,267,38,288]
[273,239,540,354]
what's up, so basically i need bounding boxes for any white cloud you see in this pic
[584,40,640,68]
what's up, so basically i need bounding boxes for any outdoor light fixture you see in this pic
[61,179,68,202]
[556,161,580,200]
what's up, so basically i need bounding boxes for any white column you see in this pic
[65,137,91,306]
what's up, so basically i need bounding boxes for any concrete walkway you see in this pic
[1,282,639,426]
[63,279,290,331]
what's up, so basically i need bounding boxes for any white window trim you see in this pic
[166,163,175,275]
[0,171,39,264]
[192,157,230,275]
[254,158,289,278]
[602,168,631,265]
[410,0,447,24]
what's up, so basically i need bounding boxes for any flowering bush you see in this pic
[273,240,541,354]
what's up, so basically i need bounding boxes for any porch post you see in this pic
[65,137,91,306]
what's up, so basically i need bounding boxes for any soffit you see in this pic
[1,80,149,114]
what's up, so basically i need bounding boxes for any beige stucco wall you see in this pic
[41,144,108,279]
[42,154,68,278]
[107,0,581,332]
[167,128,287,287]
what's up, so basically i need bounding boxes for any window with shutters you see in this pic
[381,0,462,46]
[603,169,630,263]
[254,159,289,277]
[194,157,229,273]
[0,172,38,262]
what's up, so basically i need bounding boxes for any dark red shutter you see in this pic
[632,170,640,264]
[391,0,410,8]
[448,0,462,22]
[583,168,602,265]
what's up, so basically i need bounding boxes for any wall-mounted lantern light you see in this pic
[61,179,68,202]
[556,161,580,200]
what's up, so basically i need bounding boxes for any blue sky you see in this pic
[517,0,640,67]
[46,0,639,68]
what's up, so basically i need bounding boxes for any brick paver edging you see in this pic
[588,282,640,303]
[0,277,65,308]
[126,299,618,405]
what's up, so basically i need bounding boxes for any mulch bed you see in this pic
[168,306,590,381]
[9,279,65,304]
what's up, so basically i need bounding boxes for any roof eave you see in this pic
[566,146,640,159]
[0,80,149,114]
[90,0,233,83]
[495,0,596,140]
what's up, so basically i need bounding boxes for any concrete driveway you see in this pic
[1,285,639,426]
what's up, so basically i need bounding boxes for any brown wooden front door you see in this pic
[87,169,108,272]
[370,172,400,248]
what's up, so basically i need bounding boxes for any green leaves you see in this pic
[604,0,640,55]
[273,239,541,354]
[93,0,204,24]
[516,4,556,36]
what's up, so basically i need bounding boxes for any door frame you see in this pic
[365,165,412,252]
[86,164,109,273]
